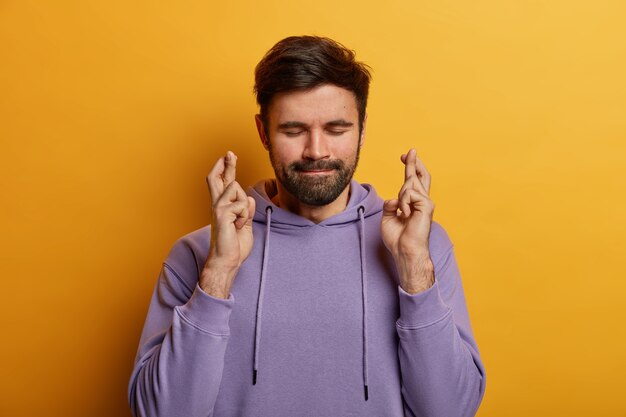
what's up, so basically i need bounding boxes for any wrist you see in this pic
[200,258,239,299]
[395,251,435,295]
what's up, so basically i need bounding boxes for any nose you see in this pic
[302,129,330,160]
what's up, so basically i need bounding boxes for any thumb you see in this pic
[383,199,399,218]
[246,196,256,224]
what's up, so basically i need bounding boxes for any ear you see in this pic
[255,114,270,150]
[359,113,368,148]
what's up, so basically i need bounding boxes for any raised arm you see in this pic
[395,226,486,416]
[128,151,255,417]
[381,149,486,416]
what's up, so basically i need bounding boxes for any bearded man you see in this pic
[128,35,486,417]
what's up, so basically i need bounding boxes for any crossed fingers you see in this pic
[207,151,238,202]
[401,148,431,195]
[206,151,253,229]
[397,148,433,218]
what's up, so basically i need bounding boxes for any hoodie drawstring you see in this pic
[253,206,273,385]
[253,204,369,402]
[357,205,369,401]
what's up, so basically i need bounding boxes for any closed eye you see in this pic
[284,130,305,137]
[327,129,349,136]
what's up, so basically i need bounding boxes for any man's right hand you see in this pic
[200,151,256,299]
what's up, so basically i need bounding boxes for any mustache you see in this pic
[290,159,344,172]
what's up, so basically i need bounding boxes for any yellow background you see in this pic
[1,1,625,416]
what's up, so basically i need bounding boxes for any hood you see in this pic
[248,179,383,228]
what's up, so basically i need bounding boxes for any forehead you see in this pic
[267,84,359,126]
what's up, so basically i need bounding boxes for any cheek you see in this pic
[333,136,361,157]
[270,142,301,165]
[273,140,305,160]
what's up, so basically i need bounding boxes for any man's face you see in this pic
[257,84,365,206]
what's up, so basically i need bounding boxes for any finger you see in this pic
[401,149,431,195]
[382,199,400,217]
[222,151,237,188]
[215,199,249,230]
[234,196,256,230]
[207,157,226,202]
[212,183,248,224]
[412,154,431,195]
[399,176,428,200]
[398,191,411,218]
[398,188,433,218]
[233,200,250,229]
[215,180,247,207]
[246,196,256,223]
[404,148,417,181]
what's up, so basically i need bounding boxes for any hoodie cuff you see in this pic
[176,283,234,335]
[396,280,451,328]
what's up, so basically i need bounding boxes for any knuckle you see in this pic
[226,180,241,191]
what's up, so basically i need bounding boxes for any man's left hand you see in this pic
[381,148,435,294]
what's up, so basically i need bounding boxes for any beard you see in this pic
[268,144,361,206]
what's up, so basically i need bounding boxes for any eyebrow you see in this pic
[277,119,354,130]
[325,119,354,128]
[277,121,308,130]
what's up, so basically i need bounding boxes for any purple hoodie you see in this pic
[128,180,486,417]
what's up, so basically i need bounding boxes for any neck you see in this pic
[270,181,352,224]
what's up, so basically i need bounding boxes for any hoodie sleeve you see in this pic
[128,233,233,417]
[395,223,486,417]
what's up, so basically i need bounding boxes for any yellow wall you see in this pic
[1,1,625,416]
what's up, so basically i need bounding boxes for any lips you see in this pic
[293,161,342,172]
[301,169,334,174]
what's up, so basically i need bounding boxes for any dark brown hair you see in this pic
[254,35,372,134]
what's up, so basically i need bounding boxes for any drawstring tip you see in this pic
[253,370,257,385]
[364,385,369,401]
